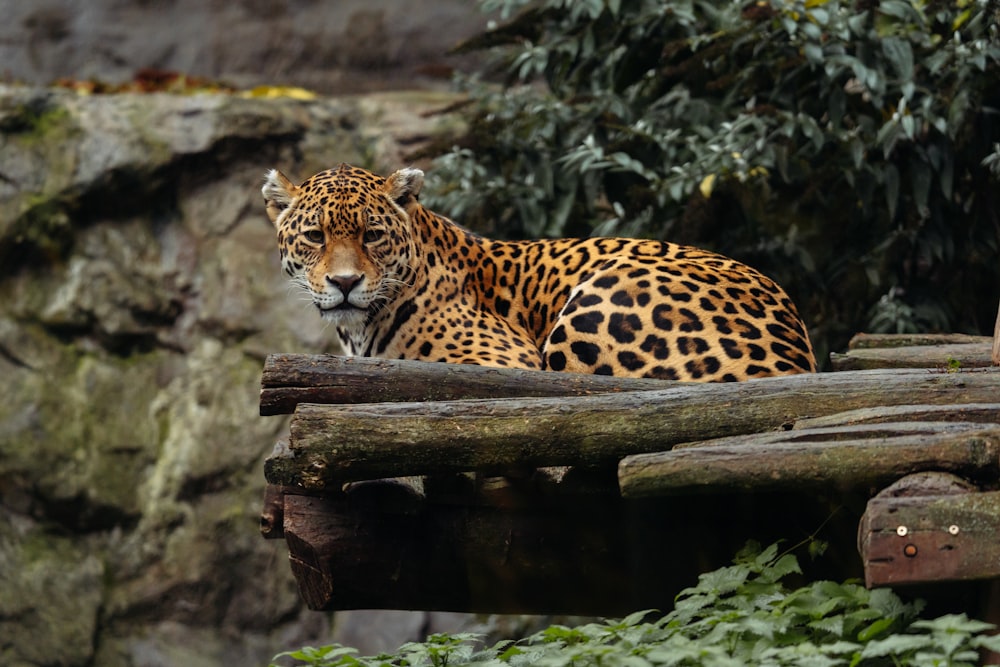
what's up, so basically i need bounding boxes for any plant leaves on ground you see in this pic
[271,541,1000,667]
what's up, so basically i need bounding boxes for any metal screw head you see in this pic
[948,524,960,535]
[903,544,918,558]
[896,525,908,537]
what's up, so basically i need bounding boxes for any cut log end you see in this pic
[860,480,1000,587]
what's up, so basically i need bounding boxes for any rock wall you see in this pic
[0,1,486,93]
[0,84,467,667]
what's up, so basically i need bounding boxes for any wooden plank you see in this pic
[792,403,1000,429]
[861,490,1000,586]
[617,425,1000,498]
[264,368,1000,490]
[830,343,993,371]
[670,420,1000,449]
[847,333,993,349]
[864,471,980,498]
[260,353,671,415]
[833,333,994,371]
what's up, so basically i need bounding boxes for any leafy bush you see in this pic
[272,542,1000,667]
[419,0,1000,364]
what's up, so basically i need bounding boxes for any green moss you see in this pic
[0,100,73,139]
[0,98,80,258]
[0,334,167,524]
[9,193,73,254]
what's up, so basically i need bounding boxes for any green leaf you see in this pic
[877,0,920,22]
[973,633,1000,653]
[848,137,865,169]
[761,553,803,583]
[847,10,870,34]
[911,614,997,635]
[881,37,914,81]
[859,633,933,658]
[804,42,824,64]
[619,609,657,627]
[808,616,845,637]
[797,113,825,151]
[857,617,895,642]
[802,21,823,41]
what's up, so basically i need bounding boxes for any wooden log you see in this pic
[669,420,999,449]
[833,333,994,371]
[260,354,671,415]
[860,471,980,499]
[261,441,299,540]
[261,484,293,540]
[793,403,1000,429]
[264,368,1000,490]
[860,485,1000,587]
[847,333,993,349]
[830,343,993,371]
[617,424,1000,498]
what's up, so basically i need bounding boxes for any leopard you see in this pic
[262,163,817,381]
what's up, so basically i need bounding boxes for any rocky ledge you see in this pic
[0,84,462,667]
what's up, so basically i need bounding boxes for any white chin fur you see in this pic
[318,307,367,329]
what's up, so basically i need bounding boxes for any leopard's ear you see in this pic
[385,167,424,209]
[262,169,298,226]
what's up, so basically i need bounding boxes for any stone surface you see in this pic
[0,0,486,94]
[0,83,468,667]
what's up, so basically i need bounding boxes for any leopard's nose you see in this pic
[326,274,362,296]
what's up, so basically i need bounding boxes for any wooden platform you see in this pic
[260,331,1000,614]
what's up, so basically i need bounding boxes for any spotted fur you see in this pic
[262,164,816,381]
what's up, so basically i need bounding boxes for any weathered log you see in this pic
[264,368,1000,490]
[670,420,1000,449]
[278,486,860,614]
[792,403,1000,429]
[860,471,980,499]
[261,484,295,540]
[860,478,1000,587]
[261,440,298,539]
[617,424,1000,498]
[847,333,993,349]
[260,353,671,415]
[832,333,994,371]
[830,343,993,371]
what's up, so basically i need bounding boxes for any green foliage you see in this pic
[421,0,1000,363]
[271,542,1000,667]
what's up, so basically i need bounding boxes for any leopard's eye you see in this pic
[363,227,385,244]
[302,229,324,244]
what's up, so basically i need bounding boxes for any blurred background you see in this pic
[1,0,485,94]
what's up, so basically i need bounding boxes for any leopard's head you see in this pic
[262,163,423,327]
